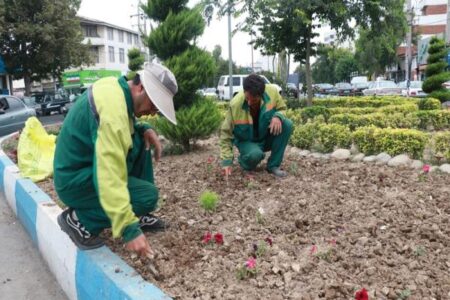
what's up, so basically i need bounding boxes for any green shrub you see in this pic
[433,132,450,161]
[329,113,385,130]
[156,97,222,151]
[313,96,413,108]
[285,97,305,109]
[353,127,429,159]
[290,123,317,149]
[285,109,302,125]
[316,124,352,152]
[418,98,442,110]
[199,190,220,211]
[415,110,450,130]
[300,106,330,123]
[384,113,420,129]
[422,37,450,103]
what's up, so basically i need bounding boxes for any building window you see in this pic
[119,48,125,63]
[107,28,114,41]
[133,34,139,45]
[119,31,124,43]
[109,46,115,62]
[83,25,99,37]
[127,32,132,44]
[90,47,99,63]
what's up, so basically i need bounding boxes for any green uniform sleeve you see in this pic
[219,107,234,166]
[93,120,141,240]
[135,120,152,136]
[273,92,287,121]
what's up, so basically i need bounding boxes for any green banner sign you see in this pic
[63,69,121,87]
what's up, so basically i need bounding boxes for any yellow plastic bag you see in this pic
[17,117,56,182]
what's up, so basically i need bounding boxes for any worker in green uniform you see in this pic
[54,62,178,257]
[220,74,293,178]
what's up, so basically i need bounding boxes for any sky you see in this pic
[77,0,264,67]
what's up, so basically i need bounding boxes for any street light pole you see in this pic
[446,0,450,44]
[405,0,412,85]
[227,0,233,100]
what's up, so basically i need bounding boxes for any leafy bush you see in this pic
[353,127,429,159]
[290,123,317,149]
[156,97,222,151]
[422,37,450,102]
[418,98,441,110]
[199,190,220,211]
[433,132,450,161]
[285,109,302,125]
[285,97,306,109]
[313,96,413,108]
[301,106,330,123]
[316,124,352,152]
[415,110,450,130]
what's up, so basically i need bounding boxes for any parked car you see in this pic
[217,74,282,100]
[398,81,426,98]
[313,83,338,96]
[350,76,368,86]
[362,80,402,96]
[203,88,218,98]
[38,94,70,116]
[20,96,41,114]
[286,83,299,98]
[0,96,36,136]
[335,82,355,96]
[352,82,370,95]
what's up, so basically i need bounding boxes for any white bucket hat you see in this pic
[138,62,178,125]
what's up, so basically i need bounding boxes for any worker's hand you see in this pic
[143,129,162,162]
[269,117,282,135]
[125,234,154,258]
[223,166,232,177]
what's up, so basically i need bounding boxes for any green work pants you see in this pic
[237,118,293,171]
[57,134,158,235]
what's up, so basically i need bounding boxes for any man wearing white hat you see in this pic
[54,62,177,257]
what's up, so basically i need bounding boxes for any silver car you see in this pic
[0,95,36,136]
[362,80,402,96]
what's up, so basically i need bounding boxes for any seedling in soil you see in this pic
[256,207,265,225]
[289,162,299,176]
[206,156,214,173]
[418,165,431,182]
[252,241,267,258]
[413,245,426,257]
[397,289,411,300]
[236,258,257,280]
[315,248,336,263]
[199,190,220,211]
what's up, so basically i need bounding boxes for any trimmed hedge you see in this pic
[415,110,450,130]
[353,127,429,159]
[291,123,352,152]
[433,132,450,161]
[312,96,415,108]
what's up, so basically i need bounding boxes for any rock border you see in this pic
[0,133,171,300]
[288,146,450,174]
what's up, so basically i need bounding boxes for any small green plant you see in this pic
[315,248,335,263]
[288,162,299,175]
[236,258,257,280]
[253,241,268,258]
[413,245,426,257]
[199,190,220,211]
[397,289,411,300]
[255,208,265,225]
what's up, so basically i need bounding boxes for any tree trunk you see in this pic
[305,24,313,106]
[24,74,32,96]
[286,52,290,87]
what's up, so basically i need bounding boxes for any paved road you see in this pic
[38,114,65,126]
[0,194,67,300]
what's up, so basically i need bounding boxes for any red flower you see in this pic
[207,156,214,164]
[423,164,430,173]
[355,288,369,300]
[202,232,212,244]
[245,257,257,269]
[214,233,224,244]
[310,245,317,255]
[265,237,273,247]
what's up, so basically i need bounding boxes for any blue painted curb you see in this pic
[0,139,171,300]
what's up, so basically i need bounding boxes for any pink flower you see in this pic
[202,232,212,244]
[423,164,430,173]
[214,233,224,244]
[310,245,318,255]
[355,288,369,300]
[329,239,337,246]
[207,156,214,164]
[245,257,257,269]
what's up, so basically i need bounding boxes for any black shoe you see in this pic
[267,167,288,178]
[139,214,168,232]
[57,208,104,250]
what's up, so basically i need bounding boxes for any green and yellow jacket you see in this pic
[54,76,151,242]
[219,84,287,166]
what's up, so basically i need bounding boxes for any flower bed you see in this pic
[4,135,449,299]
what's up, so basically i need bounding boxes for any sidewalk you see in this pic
[0,193,67,300]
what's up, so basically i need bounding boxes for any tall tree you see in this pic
[210,44,238,87]
[0,0,91,95]
[142,0,215,108]
[312,46,358,84]
[209,0,406,106]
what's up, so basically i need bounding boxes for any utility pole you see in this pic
[227,0,233,100]
[405,0,412,86]
[250,31,254,72]
[446,0,450,44]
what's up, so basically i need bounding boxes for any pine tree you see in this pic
[422,37,450,102]
[127,48,145,79]
[142,0,215,109]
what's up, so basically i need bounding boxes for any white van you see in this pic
[217,74,282,100]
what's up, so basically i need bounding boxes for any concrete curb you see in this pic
[0,134,171,300]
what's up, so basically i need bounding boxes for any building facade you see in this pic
[0,56,12,95]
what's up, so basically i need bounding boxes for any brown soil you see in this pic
[6,138,450,300]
